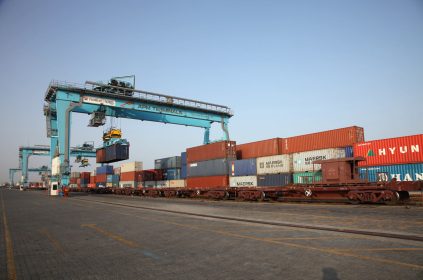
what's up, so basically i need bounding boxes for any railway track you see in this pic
[72,196,423,243]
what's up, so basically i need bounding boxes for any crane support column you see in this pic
[21,152,30,185]
[55,99,80,189]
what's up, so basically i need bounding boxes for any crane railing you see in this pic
[45,80,233,116]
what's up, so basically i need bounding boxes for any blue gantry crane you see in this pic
[43,77,233,194]
[19,145,96,187]
[9,166,50,187]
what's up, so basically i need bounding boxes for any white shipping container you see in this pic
[52,157,60,176]
[120,161,143,173]
[169,179,186,188]
[229,176,257,187]
[256,155,292,175]
[156,180,170,188]
[143,181,156,188]
[293,148,346,172]
[119,181,136,188]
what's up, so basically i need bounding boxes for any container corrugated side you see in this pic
[186,175,229,189]
[155,156,182,169]
[281,126,364,154]
[229,176,257,187]
[181,152,187,165]
[187,141,236,163]
[120,162,143,173]
[95,174,107,183]
[96,165,114,175]
[164,168,181,180]
[230,159,257,176]
[359,163,423,182]
[188,158,231,177]
[354,134,423,166]
[105,144,129,163]
[169,179,186,188]
[293,148,346,172]
[96,148,106,163]
[256,155,292,175]
[293,172,322,184]
[181,165,187,179]
[236,138,283,159]
[106,175,120,183]
[257,173,292,186]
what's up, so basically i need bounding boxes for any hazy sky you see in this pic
[1,0,422,183]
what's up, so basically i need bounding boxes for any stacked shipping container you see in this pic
[232,126,364,186]
[186,141,236,189]
[96,165,114,187]
[155,156,181,180]
[119,161,143,188]
[354,134,423,182]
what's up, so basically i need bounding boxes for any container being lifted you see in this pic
[96,127,129,164]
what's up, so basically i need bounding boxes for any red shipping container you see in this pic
[96,174,107,183]
[88,183,96,189]
[281,126,364,154]
[96,148,106,163]
[187,141,236,163]
[354,134,423,166]
[186,175,229,189]
[80,172,91,179]
[137,171,156,182]
[90,176,96,184]
[236,138,283,159]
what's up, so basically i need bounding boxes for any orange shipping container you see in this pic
[96,174,107,183]
[120,171,138,181]
[281,126,364,154]
[187,141,236,163]
[90,176,96,184]
[186,175,229,189]
[236,138,283,159]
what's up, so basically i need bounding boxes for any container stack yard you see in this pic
[48,125,423,205]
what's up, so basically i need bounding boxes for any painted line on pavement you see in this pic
[1,191,17,280]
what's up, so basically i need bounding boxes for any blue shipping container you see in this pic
[80,178,90,185]
[359,163,423,182]
[165,168,181,180]
[96,165,114,175]
[181,152,187,166]
[181,165,187,179]
[230,159,257,176]
[107,175,120,183]
[257,173,292,187]
[345,146,353,158]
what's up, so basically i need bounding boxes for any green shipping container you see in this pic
[293,172,322,184]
